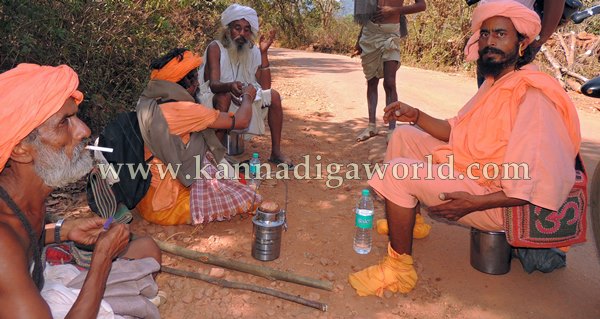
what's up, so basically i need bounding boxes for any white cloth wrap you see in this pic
[221,4,259,34]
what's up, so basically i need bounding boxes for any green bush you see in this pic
[0,0,225,133]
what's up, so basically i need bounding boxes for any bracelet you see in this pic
[409,108,420,126]
[259,64,270,69]
[54,219,65,244]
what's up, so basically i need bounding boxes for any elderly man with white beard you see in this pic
[198,3,293,168]
[0,64,161,319]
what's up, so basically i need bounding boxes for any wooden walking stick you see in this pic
[162,266,328,312]
[154,238,333,291]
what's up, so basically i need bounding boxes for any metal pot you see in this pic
[226,131,244,156]
[252,204,287,262]
[470,228,512,275]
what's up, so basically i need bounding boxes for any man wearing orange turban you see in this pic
[135,48,260,225]
[349,0,581,296]
[0,64,161,318]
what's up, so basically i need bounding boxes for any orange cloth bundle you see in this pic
[0,64,83,172]
[348,243,417,296]
[150,51,202,83]
[375,214,431,239]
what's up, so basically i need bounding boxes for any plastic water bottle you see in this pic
[353,189,374,254]
[248,152,261,189]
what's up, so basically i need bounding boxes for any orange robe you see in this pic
[136,101,219,225]
[370,70,581,231]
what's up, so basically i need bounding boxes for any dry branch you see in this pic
[540,45,566,88]
[557,33,570,64]
[162,266,328,312]
[561,69,589,83]
[578,37,600,61]
[569,32,576,68]
[154,238,334,291]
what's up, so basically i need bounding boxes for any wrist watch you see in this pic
[54,219,65,244]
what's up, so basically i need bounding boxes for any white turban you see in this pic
[221,4,259,34]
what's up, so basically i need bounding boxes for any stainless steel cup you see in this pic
[226,131,244,156]
[470,228,512,275]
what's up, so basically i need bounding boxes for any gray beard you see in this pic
[222,32,253,81]
[31,139,93,188]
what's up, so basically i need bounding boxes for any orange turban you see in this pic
[150,51,202,83]
[464,0,541,61]
[0,64,83,172]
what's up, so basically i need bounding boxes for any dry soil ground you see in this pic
[55,48,600,319]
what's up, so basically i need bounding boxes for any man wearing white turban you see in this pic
[198,4,293,169]
[0,64,161,318]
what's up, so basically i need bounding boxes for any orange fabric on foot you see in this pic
[375,215,431,239]
[413,214,431,239]
[348,244,417,296]
[376,219,389,235]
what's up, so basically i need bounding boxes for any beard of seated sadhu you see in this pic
[20,128,93,188]
[219,24,255,76]
[477,33,536,79]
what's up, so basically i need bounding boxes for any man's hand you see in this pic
[383,101,419,124]
[351,42,362,58]
[259,30,276,53]
[93,223,130,261]
[242,83,257,101]
[66,217,105,246]
[372,5,397,23]
[428,192,482,221]
[230,81,244,97]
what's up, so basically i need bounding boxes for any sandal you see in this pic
[356,124,378,142]
[268,157,295,170]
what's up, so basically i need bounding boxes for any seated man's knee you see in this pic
[122,236,162,265]
[213,93,232,112]
[390,125,423,145]
[269,89,282,109]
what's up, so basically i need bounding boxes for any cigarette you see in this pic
[86,145,113,153]
[103,216,114,230]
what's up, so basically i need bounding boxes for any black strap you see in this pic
[0,185,44,290]
[157,98,178,105]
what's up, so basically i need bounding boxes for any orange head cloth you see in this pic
[150,51,202,83]
[464,0,541,62]
[0,64,83,172]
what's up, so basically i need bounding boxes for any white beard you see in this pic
[31,139,93,188]
[222,31,253,82]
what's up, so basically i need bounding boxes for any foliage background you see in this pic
[1,0,598,133]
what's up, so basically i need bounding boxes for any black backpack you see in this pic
[87,112,152,213]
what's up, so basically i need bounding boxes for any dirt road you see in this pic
[149,48,600,319]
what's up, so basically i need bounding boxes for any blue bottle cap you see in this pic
[362,189,370,196]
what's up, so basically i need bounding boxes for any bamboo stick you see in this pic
[162,266,328,312]
[154,238,334,291]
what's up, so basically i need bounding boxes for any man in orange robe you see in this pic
[348,0,581,296]
[135,48,258,225]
